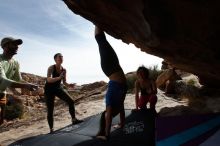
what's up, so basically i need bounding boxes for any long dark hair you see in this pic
[137,66,149,78]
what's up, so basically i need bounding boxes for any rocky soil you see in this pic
[0,73,220,146]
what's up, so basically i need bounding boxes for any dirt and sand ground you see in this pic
[0,89,189,146]
[1,75,220,146]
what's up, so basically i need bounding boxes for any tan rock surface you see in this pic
[64,0,220,87]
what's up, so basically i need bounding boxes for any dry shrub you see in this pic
[5,103,24,120]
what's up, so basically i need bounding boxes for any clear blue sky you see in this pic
[0,0,163,84]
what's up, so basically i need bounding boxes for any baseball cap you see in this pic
[1,37,23,48]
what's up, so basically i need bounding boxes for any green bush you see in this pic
[5,103,24,120]
[126,73,137,93]
[148,65,162,81]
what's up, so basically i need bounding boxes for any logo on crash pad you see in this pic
[60,125,80,132]
[124,121,144,134]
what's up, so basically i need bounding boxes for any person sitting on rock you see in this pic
[135,66,157,112]
[0,37,38,125]
[94,26,127,140]
[44,53,82,133]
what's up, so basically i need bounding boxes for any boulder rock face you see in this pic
[21,72,46,86]
[64,0,220,87]
[21,73,46,96]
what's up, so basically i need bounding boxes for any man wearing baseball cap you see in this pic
[0,37,38,125]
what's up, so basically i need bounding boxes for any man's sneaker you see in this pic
[49,128,54,134]
[72,118,83,125]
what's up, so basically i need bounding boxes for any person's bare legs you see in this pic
[0,105,5,125]
[97,106,121,140]
[96,111,106,136]
[105,106,113,138]
[105,107,121,139]
[149,95,157,115]
[119,105,125,128]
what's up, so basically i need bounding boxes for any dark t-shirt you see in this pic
[45,65,64,89]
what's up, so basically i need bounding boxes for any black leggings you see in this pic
[44,87,75,129]
[95,33,122,77]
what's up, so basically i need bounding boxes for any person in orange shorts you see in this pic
[135,66,157,112]
[0,37,38,125]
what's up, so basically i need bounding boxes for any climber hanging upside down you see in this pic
[94,26,127,140]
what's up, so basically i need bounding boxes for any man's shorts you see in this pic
[105,80,127,107]
[138,94,157,109]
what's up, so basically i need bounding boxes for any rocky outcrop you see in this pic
[81,81,107,92]
[20,73,46,96]
[69,81,107,102]
[156,68,182,93]
[21,72,46,86]
[157,69,182,86]
[64,0,220,87]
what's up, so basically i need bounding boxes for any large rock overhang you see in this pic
[63,0,220,87]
